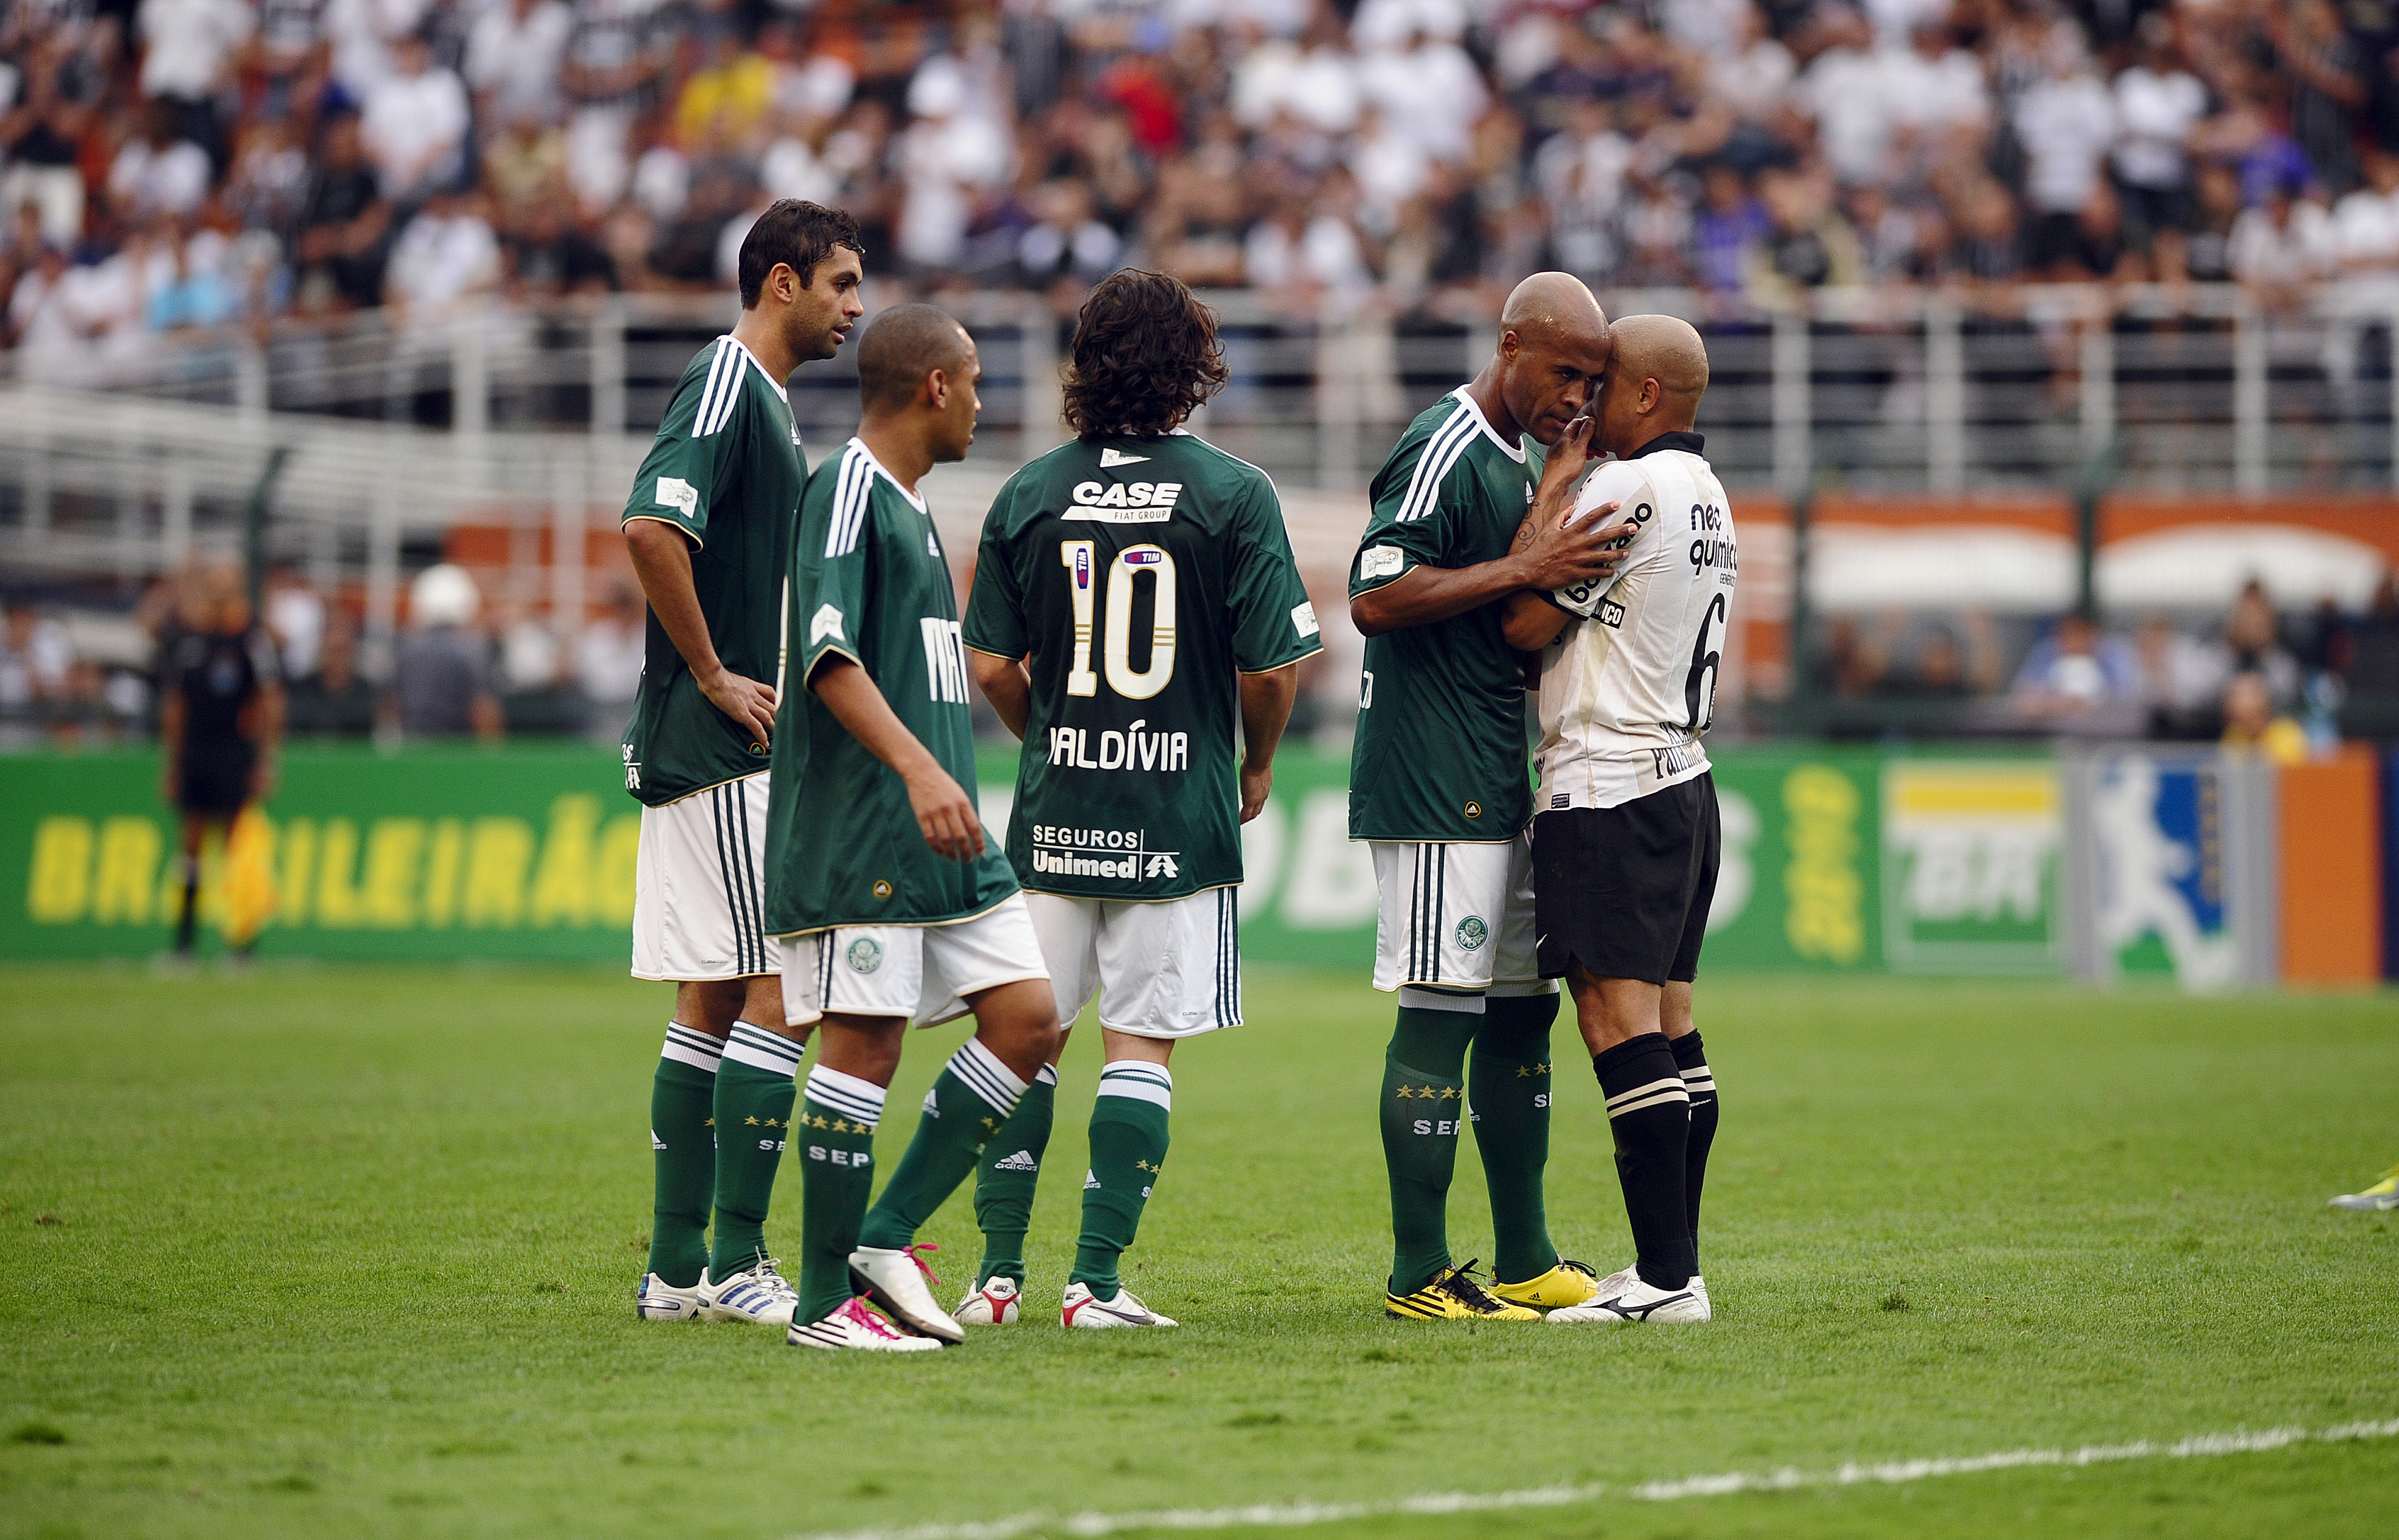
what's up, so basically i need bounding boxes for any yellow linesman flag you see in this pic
[220,805,279,949]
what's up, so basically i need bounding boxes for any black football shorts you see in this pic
[1533,772,1720,985]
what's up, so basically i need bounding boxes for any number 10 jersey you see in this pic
[1536,432,1738,811]
[963,432,1323,902]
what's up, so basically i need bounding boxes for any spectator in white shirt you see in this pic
[108,103,213,219]
[2013,44,2116,272]
[2230,178,2335,310]
[1231,9,1361,136]
[2111,18,2206,280]
[384,187,500,314]
[361,33,469,202]
[465,0,572,125]
[574,584,645,710]
[2332,148,2399,274]
[136,0,252,108]
[1535,96,1633,279]
[1355,22,1486,165]
[1709,5,1794,121]
[894,61,1010,271]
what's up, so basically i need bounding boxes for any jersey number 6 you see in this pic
[1059,539,1179,701]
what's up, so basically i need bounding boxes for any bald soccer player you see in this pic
[1349,272,1634,1321]
[762,304,1063,1351]
[1501,315,1736,1327]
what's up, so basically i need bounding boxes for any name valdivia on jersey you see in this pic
[1044,718,1192,772]
[1027,823,1182,881]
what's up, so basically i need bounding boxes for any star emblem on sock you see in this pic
[830,1118,852,1134]
[703,1117,715,1127]
[1440,1086,1462,1100]
[1536,1062,1552,1075]
[1135,1159,1161,1174]
[981,1117,999,1133]
[1516,1065,1532,1078]
[744,1116,760,1125]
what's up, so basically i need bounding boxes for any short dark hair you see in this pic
[855,303,973,412]
[737,199,863,308]
[1060,269,1228,439]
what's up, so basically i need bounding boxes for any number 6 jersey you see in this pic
[963,432,1323,902]
[1536,431,1738,810]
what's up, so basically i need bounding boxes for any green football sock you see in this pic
[707,1022,802,1281]
[794,1064,885,1324]
[1071,1061,1173,1293]
[645,1024,722,1288]
[1472,990,1561,1285]
[973,1063,1057,1286]
[1381,1002,1476,1295]
[858,1038,1028,1252]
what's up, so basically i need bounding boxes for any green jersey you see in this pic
[619,335,806,806]
[963,431,1323,901]
[1348,387,1538,843]
[763,438,1018,935]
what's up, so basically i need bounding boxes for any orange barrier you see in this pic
[2278,744,2384,986]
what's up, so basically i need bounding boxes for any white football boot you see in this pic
[954,1274,1022,1326]
[1586,1262,1709,1317]
[699,1258,800,1327]
[634,1272,703,1322]
[788,1296,944,1352]
[849,1244,964,1344]
[1061,1281,1179,1328]
[1546,1270,1709,1325]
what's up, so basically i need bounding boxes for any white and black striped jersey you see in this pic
[1535,431,1737,811]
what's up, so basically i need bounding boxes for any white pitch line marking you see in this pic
[788,1418,2399,1540]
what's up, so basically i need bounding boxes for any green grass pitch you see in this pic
[2,962,2396,1539]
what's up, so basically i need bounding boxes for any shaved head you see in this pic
[856,303,973,412]
[1590,313,1710,456]
[1609,313,1709,403]
[1500,271,1609,352]
[1478,271,1611,448]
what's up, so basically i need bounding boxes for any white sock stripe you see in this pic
[1397,986,1485,1015]
[1605,1075,1689,1110]
[662,1024,723,1056]
[1606,1087,1692,1119]
[1099,1061,1172,1087]
[661,1041,722,1072]
[1035,1064,1060,1086]
[1096,1079,1172,1110]
[947,1039,1029,1115]
[728,1022,802,1063]
[805,1064,887,1126]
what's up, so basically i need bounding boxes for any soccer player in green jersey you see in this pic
[1349,272,1633,1321]
[628,201,864,1330]
[957,270,1322,1329]
[763,305,1063,1352]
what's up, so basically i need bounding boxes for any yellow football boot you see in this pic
[1384,1259,1541,1321]
[1487,1258,1600,1311]
[2330,1164,2399,1212]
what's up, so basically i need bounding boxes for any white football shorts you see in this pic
[631,772,774,981]
[779,892,1050,1028]
[1370,830,1553,999]
[1026,887,1243,1040]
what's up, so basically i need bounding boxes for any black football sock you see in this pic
[1671,1031,1717,1271]
[173,851,200,954]
[1592,1033,1695,1291]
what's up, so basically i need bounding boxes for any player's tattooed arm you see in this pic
[810,657,986,861]
[966,648,1032,739]
[624,519,777,746]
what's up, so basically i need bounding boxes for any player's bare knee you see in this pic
[1097,1026,1173,1066]
[741,974,804,1041]
[674,979,746,1037]
[1661,982,1696,1039]
[816,1014,908,1084]
[969,978,1061,1081]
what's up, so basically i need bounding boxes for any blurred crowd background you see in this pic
[7,0,2399,760]
[12,0,2399,343]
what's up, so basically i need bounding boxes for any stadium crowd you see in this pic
[12,0,2399,359]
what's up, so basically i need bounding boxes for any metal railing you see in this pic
[16,282,2399,494]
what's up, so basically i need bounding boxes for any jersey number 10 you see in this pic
[1059,539,1178,701]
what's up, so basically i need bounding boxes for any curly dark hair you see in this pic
[1060,269,1229,439]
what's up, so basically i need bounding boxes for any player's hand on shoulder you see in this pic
[699,667,777,746]
[904,764,987,861]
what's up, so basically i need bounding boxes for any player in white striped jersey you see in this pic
[1501,316,1731,1326]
